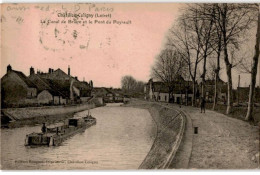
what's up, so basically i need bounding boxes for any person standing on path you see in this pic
[200,97,206,113]
[41,123,47,134]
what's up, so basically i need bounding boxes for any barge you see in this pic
[25,117,96,146]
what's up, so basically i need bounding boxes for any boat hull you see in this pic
[25,120,96,146]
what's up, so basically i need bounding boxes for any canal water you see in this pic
[1,104,156,170]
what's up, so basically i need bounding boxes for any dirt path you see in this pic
[167,104,259,169]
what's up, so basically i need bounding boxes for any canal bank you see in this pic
[1,97,104,128]
[123,99,186,169]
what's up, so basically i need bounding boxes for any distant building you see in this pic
[198,79,228,103]
[1,65,37,107]
[91,87,107,97]
[234,86,260,103]
[144,77,193,104]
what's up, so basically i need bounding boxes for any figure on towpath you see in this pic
[200,97,206,113]
[41,123,47,133]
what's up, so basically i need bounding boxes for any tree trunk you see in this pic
[245,6,260,121]
[192,80,196,107]
[213,32,221,111]
[224,61,233,114]
[222,6,233,115]
[185,88,188,106]
[168,91,171,103]
[213,69,219,110]
[223,29,233,114]
[201,55,207,99]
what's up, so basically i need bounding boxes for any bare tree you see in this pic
[245,5,260,121]
[184,4,217,100]
[121,75,137,92]
[151,49,186,102]
[121,75,145,94]
[167,8,205,106]
[214,3,255,114]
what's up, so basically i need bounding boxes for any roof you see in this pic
[38,89,66,97]
[200,79,226,86]
[152,82,169,93]
[29,74,68,98]
[28,74,52,91]
[92,87,108,97]
[151,81,193,94]
[13,70,37,88]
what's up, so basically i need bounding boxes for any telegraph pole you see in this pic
[237,74,240,105]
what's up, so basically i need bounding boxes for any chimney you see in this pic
[48,68,52,74]
[83,77,85,82]
[89,80,93,88]
[7,64,12,73]
[68,65,70,76]
[30,66,35,75]
[75,76,78,80]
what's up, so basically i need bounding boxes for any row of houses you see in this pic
[91,87,125,103]
[1,65,93,108]
[144,76,228,104]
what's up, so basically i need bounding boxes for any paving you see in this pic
[164,103,259,169]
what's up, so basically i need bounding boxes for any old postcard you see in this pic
[0,3,259,170]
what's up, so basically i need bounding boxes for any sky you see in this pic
[1,3,259,88]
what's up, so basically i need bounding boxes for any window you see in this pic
[165,96,167,101]
[158,96,161,100]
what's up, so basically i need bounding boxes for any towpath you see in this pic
[164,104,259,169]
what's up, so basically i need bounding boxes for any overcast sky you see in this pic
[1,3,259,88]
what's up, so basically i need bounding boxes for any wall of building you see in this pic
[153,92,169,102]
[80,97,91,103]
[73,86,80,96]
[37,90,53,104]
[27,88,37,98]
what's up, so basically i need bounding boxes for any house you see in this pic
[37,90,67,105]
[144,77,193,104]
[30,66,93,104]
[1,65,37,107]
[1,64,94,107]
[198,79,227,102]
[234,86,260,103]
[91,87,106,97]
[114,93,124,102]
[105,93,114,102]
[29,71,68,105]
[103,88,124,103]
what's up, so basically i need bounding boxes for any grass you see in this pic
[204,103,260,125]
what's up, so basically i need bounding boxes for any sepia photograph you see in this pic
[0,2,259,170]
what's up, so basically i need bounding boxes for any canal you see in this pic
[1,104,156,170]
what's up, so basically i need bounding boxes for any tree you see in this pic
[167,7,205,106]
[151,49,186,102]
[245,5,260,121]
[121,75,137,92]
[121,75,145,94]
[214,3,255,114]
[188,4,216,99]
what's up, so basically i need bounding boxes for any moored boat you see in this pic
[83,109,96,124]
[25,117,96,146]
